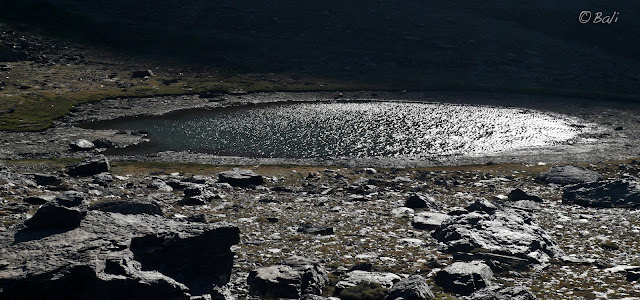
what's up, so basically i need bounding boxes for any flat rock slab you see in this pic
[90,200,163,215]
[0,210,239,299]
[218,169,264,187]
[536,165,602,185]
[412,212,450,230]
[562,180,640,208]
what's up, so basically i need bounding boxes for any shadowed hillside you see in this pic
[1,0,639,95]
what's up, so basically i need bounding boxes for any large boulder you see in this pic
[23,203,86,230]
[218,169,264,187]
[469,285,537,300]
[387,275,435,300]
[507,189,542,202]
[0,211,240,299]
[434,261,493,296]
[68,155,110,177]
[247,256,328,299]
[535,166,602,185]
[432,204,563,265]
[562,180,640,208]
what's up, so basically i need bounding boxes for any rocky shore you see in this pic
[1,155,640,299]
[1,90,639,168]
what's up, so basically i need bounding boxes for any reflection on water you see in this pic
[88,101,587,159]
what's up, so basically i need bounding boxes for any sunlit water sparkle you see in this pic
[90,101,587,159]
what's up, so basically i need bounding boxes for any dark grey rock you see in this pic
[218,169,264,187]
[68,155,110,177]
[434,261,493,296]
[92,138,116,149]
[432,208,563,265]
[466,198,497,214]
[55,191,85,207]
[179,196,209,206]
[24,194,55,205]
[536,166,602,185]
[69,139,95,151]
[148,179,173,192]
[90,200,163,215]
[562,180,640,208]
[405,193,441,209]
[301,295,333,300]
[453,252,530,273]
[28,173,62,187]
[411,212,450,230]
[297,223,334,235]
[23,203,86,230]
[132,70,154,78]
[0,211,239,299]
[470,285,537,300]
[180,185,220,205]
[93,172,114,185]
[387,275,435,300]
[247,256,328,298]
[507,189,542,202]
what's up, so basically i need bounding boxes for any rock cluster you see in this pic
[0,157,242,299]
[432,199,564,266]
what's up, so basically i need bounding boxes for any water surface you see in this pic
[87,101,587,159]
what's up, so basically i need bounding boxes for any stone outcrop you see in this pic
[0,210,240,299]
[562,180,640,208]
[432,201,563,265]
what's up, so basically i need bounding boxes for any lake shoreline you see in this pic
[0,90,638,167]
